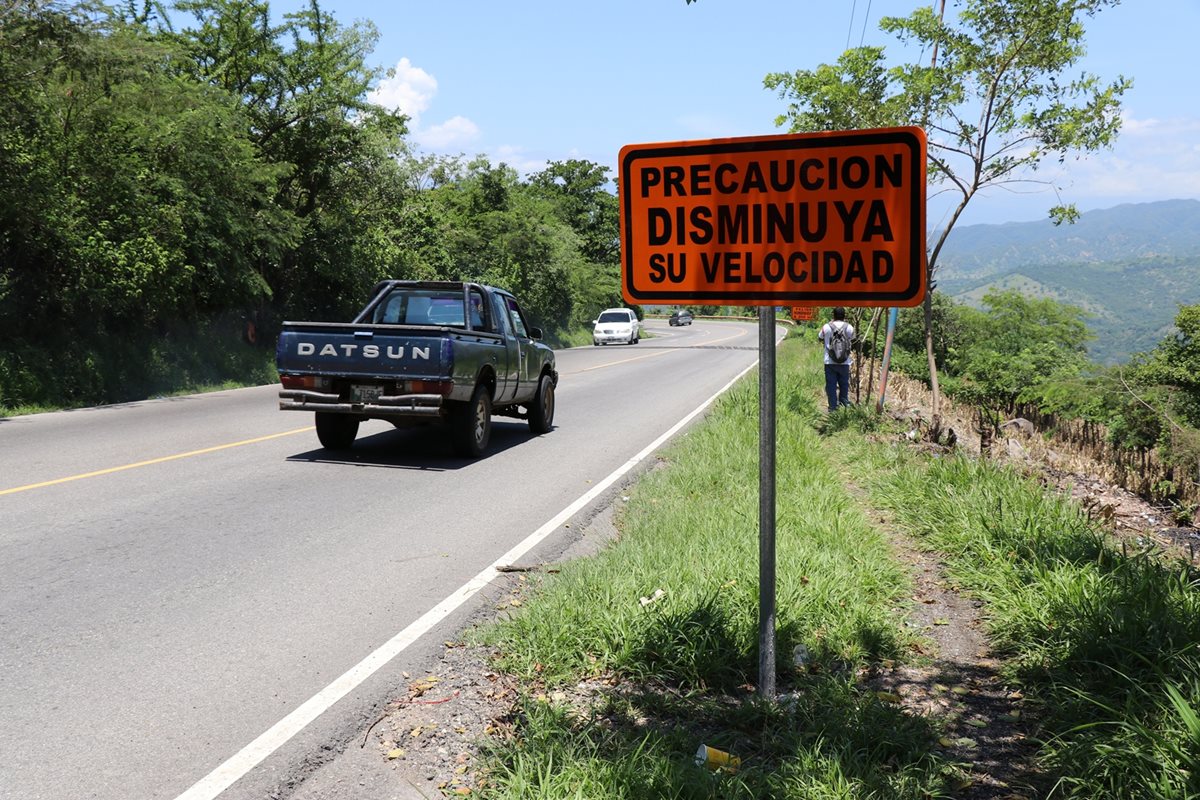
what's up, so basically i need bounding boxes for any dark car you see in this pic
[668,309,694,326]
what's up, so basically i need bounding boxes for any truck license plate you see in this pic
[351,384,383,403]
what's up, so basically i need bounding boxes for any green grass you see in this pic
[0,319,278,415]
[549,327,596,349]
[474,339,955,799]
[469,333,1200,798]
[848,440,1200,799]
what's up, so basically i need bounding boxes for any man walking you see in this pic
[818,307,854,413]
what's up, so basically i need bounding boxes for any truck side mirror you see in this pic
[529,326,543,340]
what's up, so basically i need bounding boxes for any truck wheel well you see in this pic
[477,367,496,397]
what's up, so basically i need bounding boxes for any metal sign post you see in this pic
[757,309,777,698]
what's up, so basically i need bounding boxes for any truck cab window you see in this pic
[377,294,405,324]
[468,289,489,331]
[505,297,529,339]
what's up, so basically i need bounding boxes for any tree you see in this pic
[890,292,976,384]
[0,1,308,406]
[1125,305,1200,488]
[0,1,292,331]
[528,160,623,328]
[765,0,1128,435]
[168,0,409,319]
[950,290,1091,451]
[528,160,620,267]
[1133,305,1200,428]
[427,157,577,336]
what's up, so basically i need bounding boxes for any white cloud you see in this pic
[1120,112,1159,135]
[1117,111,1200,136]
[491,145,562,177]
[369,58,485,155]
[935,111,1200,224]
[1065,113,1200,203]
[416,116,481,150]
[369,58,438,126]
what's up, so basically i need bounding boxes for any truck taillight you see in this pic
[280,375,329,390]
[408,380,453,396]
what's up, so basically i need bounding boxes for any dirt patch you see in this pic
[362,639,518,797]
[858,489,1043,799]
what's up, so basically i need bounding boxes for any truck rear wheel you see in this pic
[315,412,359,450]
[528,373,555,434]
[452,383,492,457]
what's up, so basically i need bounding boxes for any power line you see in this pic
[846,0,858,50]
[859,0,874,47]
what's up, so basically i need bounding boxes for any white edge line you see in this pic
[173,339,771,800]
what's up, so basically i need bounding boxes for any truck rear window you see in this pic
[373,289,466,327]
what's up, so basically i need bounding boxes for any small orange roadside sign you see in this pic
[791,306,816,322]
[619,127,926,307]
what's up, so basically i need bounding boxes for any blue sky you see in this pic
[266,1,1199,228]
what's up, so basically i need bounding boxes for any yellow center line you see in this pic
[576,349,675,373]
[570,325,752,374]
[0,427,314,496]
[568,326,748,376]
[700,328,751,346]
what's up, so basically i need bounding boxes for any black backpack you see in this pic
[827,321,851,363]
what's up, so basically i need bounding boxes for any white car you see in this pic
[592,308,639,345]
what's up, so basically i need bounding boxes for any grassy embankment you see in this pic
[472,333,1200,799]
[0,322,278,416]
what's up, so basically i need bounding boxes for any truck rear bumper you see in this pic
[279,390,445,419]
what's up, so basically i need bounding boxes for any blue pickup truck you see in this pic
[276,281,557,457]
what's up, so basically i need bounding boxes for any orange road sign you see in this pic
[791,306,816,322]
[619,127,926,307]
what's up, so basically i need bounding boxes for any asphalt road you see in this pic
[0,318,770,800]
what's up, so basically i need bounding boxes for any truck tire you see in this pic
[528,373,555,434]
[315,412,359,450]
[452,383,492,457]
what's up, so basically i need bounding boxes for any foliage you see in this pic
[1132,305,1200,429]
[884,287,1199,506]
[941,251,1200,367]
[950,290,1092,429]
[889,292,977,383]
[814,403,884,436]
[168,0,412,320]
[416,156,578,339]
[0,0,625,409]
[766,0,1129,433]
[476,335,1200,798]
[528,159,625,331]
[0,2,291,332]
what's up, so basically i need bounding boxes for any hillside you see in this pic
[935,199,1200,364]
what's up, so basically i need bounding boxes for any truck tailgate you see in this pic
[275,323,452,380]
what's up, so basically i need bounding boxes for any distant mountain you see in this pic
[934,199,1200,365]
